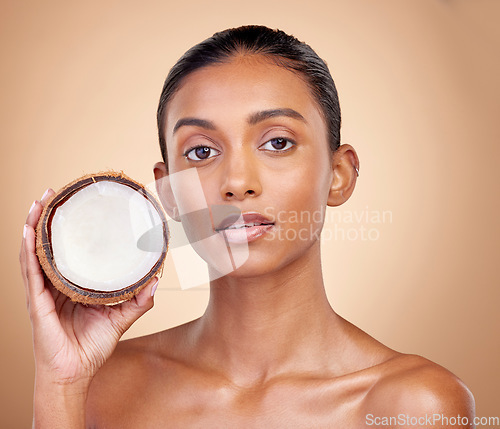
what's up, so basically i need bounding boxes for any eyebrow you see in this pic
[173,118,216,135]
[172,108,306,135]
[247,108,306,125]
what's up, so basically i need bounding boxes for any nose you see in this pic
[219,148,262,201]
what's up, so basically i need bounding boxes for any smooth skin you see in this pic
[21,56,474,428]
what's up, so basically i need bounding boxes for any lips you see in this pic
[215,212,274,232]
[215,212,275,244]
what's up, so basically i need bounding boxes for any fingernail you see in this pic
[29,200,37,215]
[151,279,159,297]
[41,188,50,201]
[23,224,28,239]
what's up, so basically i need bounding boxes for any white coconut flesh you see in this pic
[50,181,164,292]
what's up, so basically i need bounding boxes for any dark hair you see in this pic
[157,25,341,164]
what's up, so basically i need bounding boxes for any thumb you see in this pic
[110,277,159,335]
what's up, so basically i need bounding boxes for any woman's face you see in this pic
[161,56,336,278]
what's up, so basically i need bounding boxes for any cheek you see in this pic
[271,155,332,210]
[266,170,331,238]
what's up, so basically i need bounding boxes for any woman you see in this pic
[21,26,474,428]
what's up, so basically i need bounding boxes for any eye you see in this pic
[184,146,220,161]
[260,137,295,152]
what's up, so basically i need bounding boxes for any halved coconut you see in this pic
[36,172,168,305]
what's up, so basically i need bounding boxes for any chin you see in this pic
[214,244,308,281]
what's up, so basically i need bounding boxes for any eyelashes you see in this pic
[184,145,220,161]
[259,137,295,152]
[183,137,296,162]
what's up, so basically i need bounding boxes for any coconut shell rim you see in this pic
[35,171,169,305]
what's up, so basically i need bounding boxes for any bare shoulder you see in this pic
[363,354,475,427]
[85,334,157,426]
[91,330,164,381]
[85,326,185,428]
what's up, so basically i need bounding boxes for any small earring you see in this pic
[354,166,359,177]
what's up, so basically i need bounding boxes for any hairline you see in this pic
[158,52,334,168]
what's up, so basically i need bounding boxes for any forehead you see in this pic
[164,56,324,134]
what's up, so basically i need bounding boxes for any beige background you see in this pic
[1,0,499,426]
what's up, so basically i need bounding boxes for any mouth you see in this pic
[215,212,275,243]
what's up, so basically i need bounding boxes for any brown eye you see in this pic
[260,138,294,152]
[195,147,210,159]
[271,138,287,149]
[185,146,219,161]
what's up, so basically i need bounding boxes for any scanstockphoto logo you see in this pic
[366,413,500,427]
[138,168,393,290]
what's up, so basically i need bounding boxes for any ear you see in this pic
[327,144,359,207]
[153,162,180,221]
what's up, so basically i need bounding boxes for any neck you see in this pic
[191,242,345,388]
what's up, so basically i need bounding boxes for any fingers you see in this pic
[23,225,57,322]
[25,188,54,228]
[40,188,55,206]
[20,188,56,320]
[109,277,159,336]
[20,201,41,309]
[25,200,41,228]
[20,199,39,274]
[20,197,43,287]
[124,277,158,316]
[21,187,55,281]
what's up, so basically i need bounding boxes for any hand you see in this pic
[20,189,159,386]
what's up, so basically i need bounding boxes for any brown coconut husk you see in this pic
[36,171,168,305]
